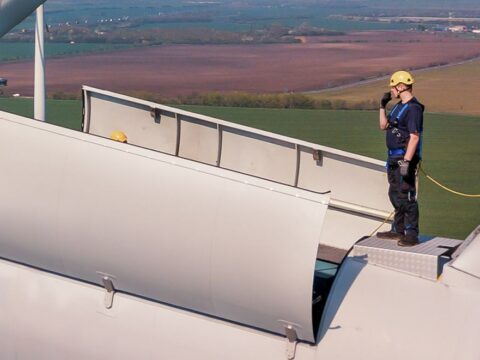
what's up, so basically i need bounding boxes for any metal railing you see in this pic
[82,86,392,221]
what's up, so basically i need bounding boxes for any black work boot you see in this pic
[377,230,404,241]
[398,234,419,247]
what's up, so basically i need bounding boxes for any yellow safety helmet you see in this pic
[389,70,415,87]
[110,130,128,143]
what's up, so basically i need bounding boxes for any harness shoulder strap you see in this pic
[388,103,409,123]
[387,103,399,119]
[396,103,409,120]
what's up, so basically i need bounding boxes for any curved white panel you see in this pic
[0,111,329,342]
[0,0,46,37]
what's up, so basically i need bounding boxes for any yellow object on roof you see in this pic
[110,130,128,143]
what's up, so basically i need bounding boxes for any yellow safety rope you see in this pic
[419,164,480,198]
[370,162,479,237]
[369,210,395,237]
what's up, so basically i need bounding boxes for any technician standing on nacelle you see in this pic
[377,70,424,247]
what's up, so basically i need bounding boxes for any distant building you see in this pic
[448,25,467,33]
[294,36,307,44]
[0,78,7,86]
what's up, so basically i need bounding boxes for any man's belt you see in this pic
[388,148,406,156]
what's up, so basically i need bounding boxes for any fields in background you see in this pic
[0,42,132,62]
[2,31,480,97]
[0,98,478,239]
[309,59,480,116]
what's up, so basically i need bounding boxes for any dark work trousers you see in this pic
[387,156,420,240]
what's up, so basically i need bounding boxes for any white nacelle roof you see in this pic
[1,241,479,360]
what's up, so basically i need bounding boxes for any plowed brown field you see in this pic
[2,31,480,96]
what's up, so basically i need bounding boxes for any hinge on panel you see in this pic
[312,149,323,165]
[285,325,298,360]
[150,107,161,123]
[101,276,116,309]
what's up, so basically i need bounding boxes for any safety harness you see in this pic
[387,102,423,159]
[387,103,409,157]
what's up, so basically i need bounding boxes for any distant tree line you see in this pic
[164,92,377,110]
[51,89,378,111]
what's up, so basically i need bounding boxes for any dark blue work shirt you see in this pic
[386,97,424,154]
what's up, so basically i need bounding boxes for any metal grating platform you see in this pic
[352,236,463,280]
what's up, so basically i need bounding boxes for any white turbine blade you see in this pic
[0,0,47,37]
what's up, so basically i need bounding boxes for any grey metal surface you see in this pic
[352,236,463,280]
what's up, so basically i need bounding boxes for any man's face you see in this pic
[391,83,406,98]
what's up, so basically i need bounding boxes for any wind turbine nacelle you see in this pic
[0,0,46,37]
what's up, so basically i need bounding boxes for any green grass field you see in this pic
[0,98,82,130]
[0,42,132,62]
[0,98,478,239]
